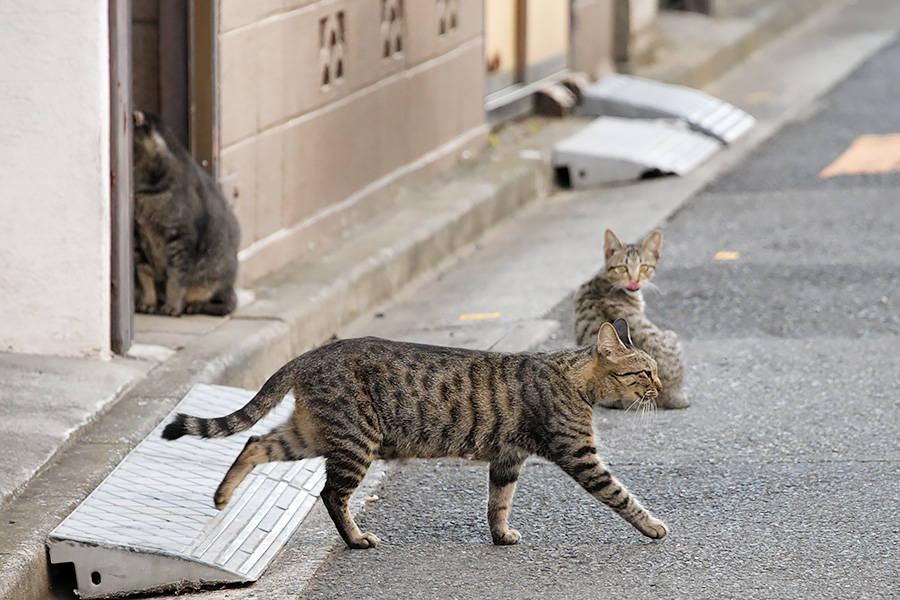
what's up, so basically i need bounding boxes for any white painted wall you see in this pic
[0,2,111,357]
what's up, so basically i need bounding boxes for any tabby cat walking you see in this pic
[162,320,668,548]
[575,229,689,409]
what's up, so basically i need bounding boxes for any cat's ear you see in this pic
[611,318,634,348]
[642,230,662,259]
[597,321,629,361]
[604,229,624,259]
[133,109,146,128]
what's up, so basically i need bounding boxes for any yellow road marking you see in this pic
[821,134,900,177]
[715,251,740,260]
[459,312,501,321]
[745,90,773,104]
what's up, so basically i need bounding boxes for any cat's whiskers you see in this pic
[644,397,659,422]
[638,394,650,422]
[609,279,629,293]
[625,396,644,413]
[627,392,660,422]
[625,392,658,422]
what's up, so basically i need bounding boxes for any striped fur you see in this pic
[575,229,688,409]
[162,320,667,549]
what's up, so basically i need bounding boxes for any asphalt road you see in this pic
[294,30,900,600]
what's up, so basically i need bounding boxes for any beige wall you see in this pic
[484,0,518,90]
[524,0,568,67]
[218,0,489,284]
[571,0,616,79]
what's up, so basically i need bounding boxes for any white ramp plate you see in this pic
[577,73,755,144]
[551,116,722,188]
[48,384,325,599]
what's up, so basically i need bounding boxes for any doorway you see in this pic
[110,0,218,354]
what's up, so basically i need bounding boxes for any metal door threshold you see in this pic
[576,73,755,144]
[48,384,325,599]
[551,116,722,188]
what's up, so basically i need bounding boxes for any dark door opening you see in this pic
[111,0,217,355]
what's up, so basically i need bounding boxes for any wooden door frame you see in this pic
[109,0,133,355]
[110,0,218,355]
[190,0,218,176]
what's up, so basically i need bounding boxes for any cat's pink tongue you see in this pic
[627,281,640,291]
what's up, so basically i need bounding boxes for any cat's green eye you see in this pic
[618,266,628,273]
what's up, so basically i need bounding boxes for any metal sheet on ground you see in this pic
[47,384,325,599]
[551,116,722,187]
[576,73,756,143]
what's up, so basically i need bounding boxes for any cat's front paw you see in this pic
[637,517,668,539]
[491,528,521,546]
[158,303,184,317]
[348,532,379,549]
[136,299,157,314]
[213,489,231,510]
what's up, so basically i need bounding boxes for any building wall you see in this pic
[217,0,490,284]
[484,0,517,93]
[630,0,658,33]
[571,0,616,79]
[0,2,111,357]
[523,0,569,81]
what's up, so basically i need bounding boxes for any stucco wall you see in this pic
[0,3,111,357]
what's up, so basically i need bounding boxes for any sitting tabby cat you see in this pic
[575,229,688,409]
[163,320,668,549]
[132,109,240,316]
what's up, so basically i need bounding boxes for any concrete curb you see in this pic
[0,2,842,598]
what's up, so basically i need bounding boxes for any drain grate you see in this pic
[576,73,755,144]
[47,384,325,599]
[551,116,722,188]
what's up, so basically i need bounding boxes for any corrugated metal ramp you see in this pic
[551,117,722,188]
[47,384,325,599]
[576,73,755,144]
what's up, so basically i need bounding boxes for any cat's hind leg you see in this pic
[185,285,237,316]
[552,444,667,539]
[488,450,529,545]
[214,422,317,509]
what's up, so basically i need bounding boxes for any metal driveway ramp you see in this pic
[551,116,722,188]
[576,74,756,144]
[48,384,325,599]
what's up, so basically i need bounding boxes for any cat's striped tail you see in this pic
[161,361,295,441]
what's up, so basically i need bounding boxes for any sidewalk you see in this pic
[0,1,847,598]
